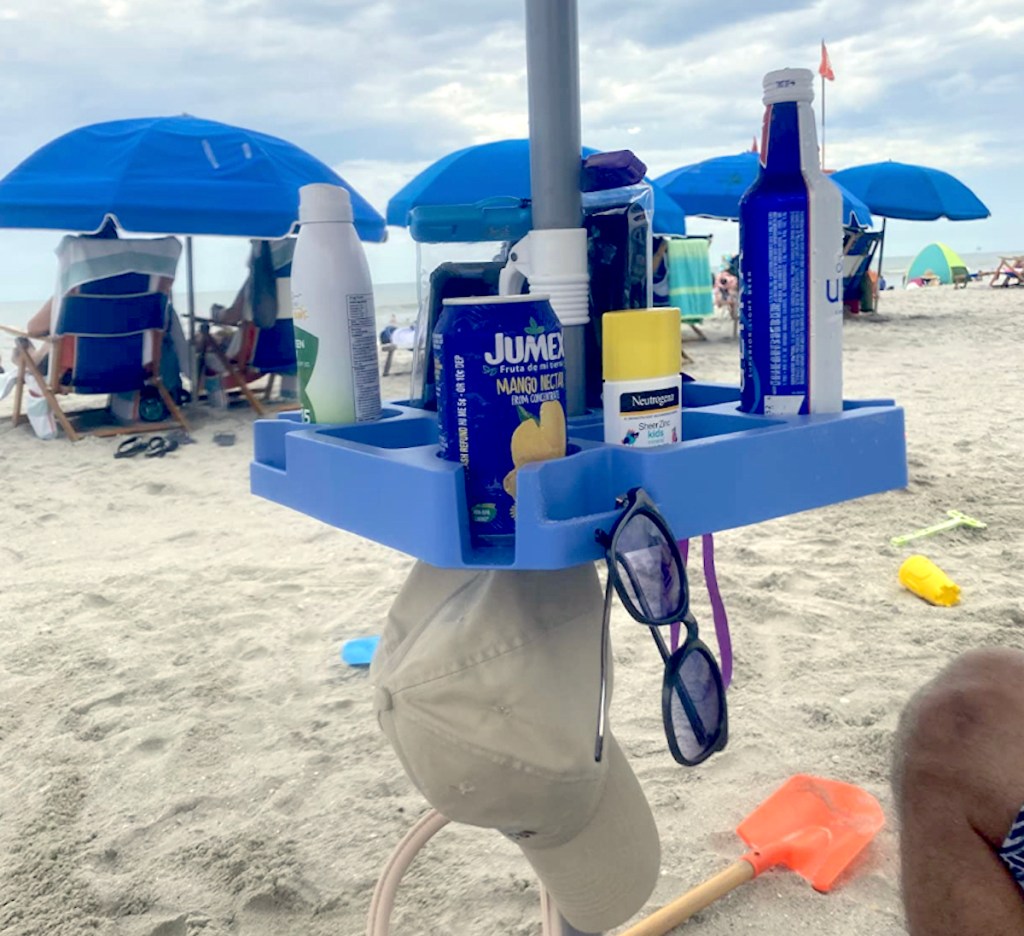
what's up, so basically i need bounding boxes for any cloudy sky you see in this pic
[0,0,1020,300]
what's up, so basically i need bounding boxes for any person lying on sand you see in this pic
[893,647,1024,934]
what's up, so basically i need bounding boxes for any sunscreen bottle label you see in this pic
[294,324,319,423]
[346,293,382,422]
[607,383,681,447]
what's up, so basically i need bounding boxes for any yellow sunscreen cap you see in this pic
[602,308,681,382]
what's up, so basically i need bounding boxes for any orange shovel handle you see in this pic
[619,858,757,936]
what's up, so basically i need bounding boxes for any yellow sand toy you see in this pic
[899,555,961,607]
[890,510,986,547]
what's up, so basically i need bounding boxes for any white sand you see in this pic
[1,284,1022,936]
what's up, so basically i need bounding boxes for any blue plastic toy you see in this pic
[341,635,381,667]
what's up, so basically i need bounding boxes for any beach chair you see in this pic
[10,288,189,441]
[989,256,1024,287]
[842,229,882,313]
[198,315,298,417]
[196,240,298,417]
[666,236,715,340]
[380,325,416,377]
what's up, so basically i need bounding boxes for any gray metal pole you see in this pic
[525,0,582,230]
[185,235,197,395]
[524,1,593,920]
[876,217,886,307]
[525,0,587,416]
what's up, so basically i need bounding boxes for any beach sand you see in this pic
[1,284,1022,935]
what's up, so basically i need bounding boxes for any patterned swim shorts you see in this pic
[999,805,1024,890]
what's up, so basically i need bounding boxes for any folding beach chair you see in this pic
[666,236,715,340]
[10,287,189,441]
[842,229,882,313]
[199,316,298,417]
[196,239,298,417]
[989,256,1024,288]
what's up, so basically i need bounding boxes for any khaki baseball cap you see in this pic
[371,560,660,932]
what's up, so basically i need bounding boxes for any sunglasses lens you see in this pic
[614,512,685,621]
[665,647,723,762]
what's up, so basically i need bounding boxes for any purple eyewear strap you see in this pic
[671,534,732,689]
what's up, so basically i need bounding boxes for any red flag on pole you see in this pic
[819,41,835,81]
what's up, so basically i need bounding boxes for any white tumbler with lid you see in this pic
[290,183,382,424]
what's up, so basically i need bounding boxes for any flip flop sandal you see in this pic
[144,436,180,458]
[114,436,148,459]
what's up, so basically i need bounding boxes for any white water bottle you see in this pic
[291,183,382,424]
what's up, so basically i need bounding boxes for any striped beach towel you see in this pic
[55,234,182,297]
[667,238,714,321]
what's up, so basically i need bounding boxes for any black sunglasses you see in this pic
[594,487,728,766]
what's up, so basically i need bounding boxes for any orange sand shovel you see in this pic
[621,775,885,936]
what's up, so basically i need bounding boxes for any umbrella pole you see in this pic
[875,218,886,309]
[525,6,599,926]
[186,235,197,395]
[525,0,588,417]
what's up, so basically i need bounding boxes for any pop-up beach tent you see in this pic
[905,242,969,285]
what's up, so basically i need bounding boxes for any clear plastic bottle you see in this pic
[290,183,381,424]
[739,67,843,415]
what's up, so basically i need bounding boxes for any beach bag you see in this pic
[24,376,57,440]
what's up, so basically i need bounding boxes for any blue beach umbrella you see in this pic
[655,151,874,229]
[831,161,989,289]
[0,115,387,375]
[0,114,387,242]
[387,138,687,236]
[830,161,989,222]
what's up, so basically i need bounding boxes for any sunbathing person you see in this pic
[893,647,1024,934]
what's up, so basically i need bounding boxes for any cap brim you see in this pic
[517,733,660,932]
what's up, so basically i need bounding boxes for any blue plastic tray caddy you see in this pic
[251,383,907,570]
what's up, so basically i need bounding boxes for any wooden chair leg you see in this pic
[153,378,190,433]
[16,340,80,441]
[263,373,276,402]
[203,335,267,417]
[382,344,395,377]
[11,356,25,428]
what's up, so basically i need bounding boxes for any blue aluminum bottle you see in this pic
[739,68,843,415]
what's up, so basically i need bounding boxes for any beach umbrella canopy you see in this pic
[0,115,387,242]
[386,138,687,236]
[655,151,874,228]
[830,161,990,221]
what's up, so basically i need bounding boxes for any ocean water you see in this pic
[2,252,1017,369]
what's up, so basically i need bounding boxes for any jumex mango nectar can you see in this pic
[433,295,567,544]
